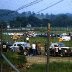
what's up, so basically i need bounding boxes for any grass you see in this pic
[27,62,72,72]
[1,51,27,65]
[29,37,47,46]
[0,51,27,72]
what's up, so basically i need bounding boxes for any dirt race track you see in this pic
[26,55,72,64]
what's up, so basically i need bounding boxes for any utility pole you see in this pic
[0,25,2,52]
[0,25,2,55]
[0,25,3,72]
[46,23,50,72]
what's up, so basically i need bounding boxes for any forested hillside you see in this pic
[0,9,72,28]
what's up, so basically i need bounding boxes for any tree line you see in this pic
[0,11,72,28]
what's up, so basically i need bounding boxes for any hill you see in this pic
[0,9,19,21]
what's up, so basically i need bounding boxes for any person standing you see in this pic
[2,42,7,52]
[26,37,29,42]
[32,42,36,56]
[19,45,24,55]
[26,41,31,56]
[36,42,41,55]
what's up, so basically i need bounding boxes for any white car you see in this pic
[49,42,70,56]
[50,42,69,49]
[10,42,27,52]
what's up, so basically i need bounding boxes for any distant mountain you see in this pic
[66,13,72,17]
[0,9,51,21]
[0,9,20,21]
[0,9,72,21]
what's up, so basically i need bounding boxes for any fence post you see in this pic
[46,23,50,72]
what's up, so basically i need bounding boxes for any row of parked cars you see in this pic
[2,41,72,57]
[10,42,72,56]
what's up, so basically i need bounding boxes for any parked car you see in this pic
[10,42,27,52]
[49,42,70,56]
[50,33,56,37]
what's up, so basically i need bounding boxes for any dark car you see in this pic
[49,42,70,57]
[50,33,56,37]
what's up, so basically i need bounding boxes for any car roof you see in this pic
[13,42,27,44]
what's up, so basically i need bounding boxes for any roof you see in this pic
[14,42,27,44]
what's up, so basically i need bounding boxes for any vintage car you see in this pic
[46,42,71,56]
[10,42,27,52]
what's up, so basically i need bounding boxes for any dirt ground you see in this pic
[26,55,72,64]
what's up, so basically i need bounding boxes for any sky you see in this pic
[0,0,72,14]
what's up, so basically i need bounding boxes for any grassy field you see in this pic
[2,26,72,47]
[27,62,72,72]
[0,51,27,72]
[1,36,72,72]
[2,33,72,47]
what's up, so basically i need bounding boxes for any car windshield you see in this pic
[58,43,65,47]
[17,44,22,46]
[54,45,58,47]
